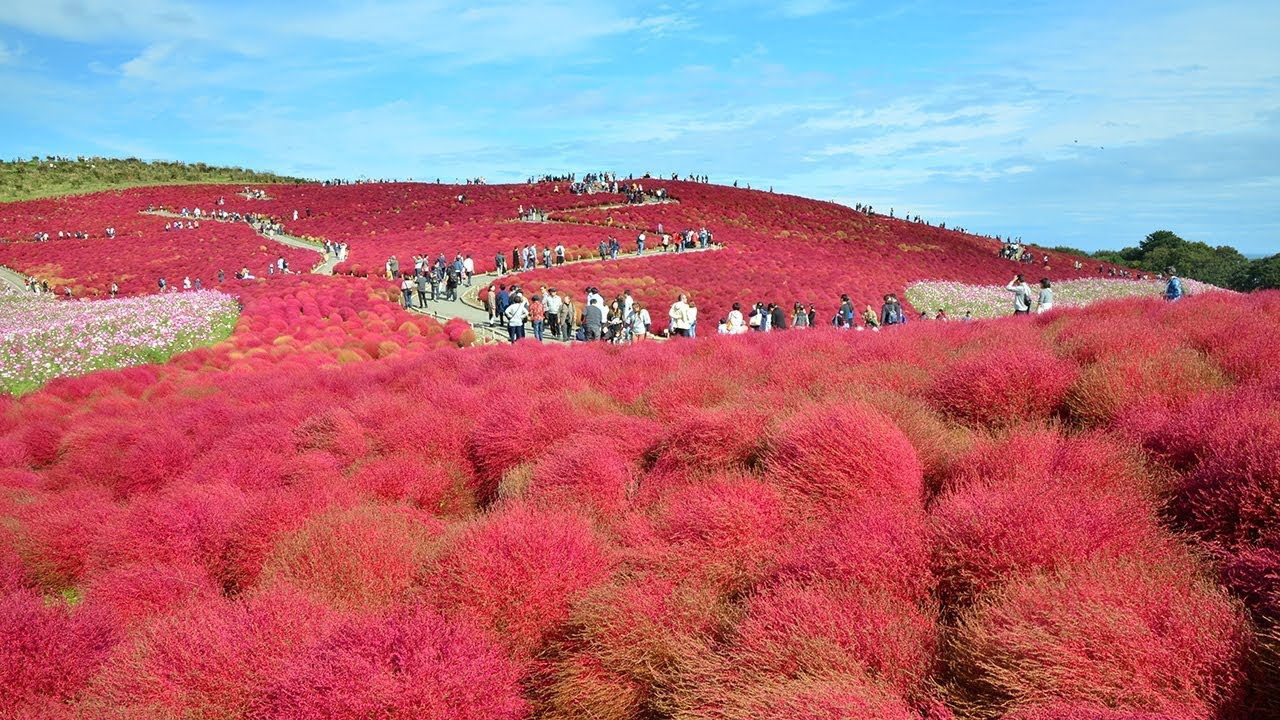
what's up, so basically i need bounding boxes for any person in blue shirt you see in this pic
[1165,267,1183,301]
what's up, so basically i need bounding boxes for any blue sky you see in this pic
[1,0,1277,254]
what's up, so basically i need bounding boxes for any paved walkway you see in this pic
[0,264,29,293]
[398,243,721,344]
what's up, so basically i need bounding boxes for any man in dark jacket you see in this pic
[582,298,604,340]
[881,294,900,326]
[770,303,788,330]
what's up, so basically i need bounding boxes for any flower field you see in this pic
[0,288,238,395]
[1,177,1277,719]
[905,277,1226,318]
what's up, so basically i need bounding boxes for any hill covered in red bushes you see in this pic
[1,177,1275,719]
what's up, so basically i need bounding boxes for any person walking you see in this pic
[400,273,415,308]
[546,289,562,338]
[561,295,577,340]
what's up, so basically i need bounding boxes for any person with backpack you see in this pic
[1164,267,1183,301]
[1006,274,1033,315]
[880,294,900,326]
[839,294,855,326]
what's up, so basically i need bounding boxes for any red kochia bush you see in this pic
[425,502,613,663]
[465,395,577,504]
[524,436,633,519]
[538,574,731,719]
[1003,704,1182,720]
[693,672,920,720]
[1066,347,1226,427]
[1221,542,1280,622]
[930,432,1165,607]
[763,402,923,514]
[263,607,527,720]
[773,505,933,605]
[642,473,790,590]
[717,579,937,700]
[84,561,219,628]
[12,487,119,592]
[350,456,475,516]
[81,588,338,719]
[927,345,1079,429]
[945,553,1251,719]
[931,475,1162,608]
[0,590,118,716]
[258,504,442,612]
[1171,402,1280,549]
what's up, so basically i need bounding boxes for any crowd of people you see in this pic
[474,283,995,345]
[485,283,653,343]
[388,253,475,309]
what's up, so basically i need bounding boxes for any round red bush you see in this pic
[927,346,1078,429]
[425,502,613,662]
[263,607,527,720]
[258,504,442,611]
[945,553,1252,719]
[0,589,118,716]
[763,402,923,514]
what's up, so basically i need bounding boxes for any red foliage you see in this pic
[1170,401,1280,549]
[83,561,219,628]
[424,502,614,663]
[2,182,1276,718]
[945,552,1251,719]
[1003,705,1182,720]
[81,588,339,719]
[931,431,1167,606]
[262,607,527,720]
[259,504,443,612]
[927,343,1079,428]
[763,402,924,514]
[773,506,933,605]
[0,590,118,716]
[720,579,937,700]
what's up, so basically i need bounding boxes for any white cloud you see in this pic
[119,43,178,82]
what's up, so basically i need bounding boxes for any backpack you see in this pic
[749,310,762,327]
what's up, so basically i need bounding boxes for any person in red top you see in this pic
[530,294,547,342]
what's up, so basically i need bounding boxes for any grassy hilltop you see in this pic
[0,157,305,202]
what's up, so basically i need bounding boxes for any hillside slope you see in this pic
[0,158,304,202]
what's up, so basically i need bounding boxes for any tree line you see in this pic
[1052,230,1280,292]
